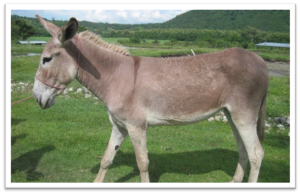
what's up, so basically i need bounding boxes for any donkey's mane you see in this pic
[80,31,130,56]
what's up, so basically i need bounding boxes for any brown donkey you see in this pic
[32,16,268,183]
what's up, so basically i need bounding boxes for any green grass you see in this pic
[11,90,290,182]
[102,37,129,44]
[267,77,290,117]
[130,48,190,57]
[12,36,290,61]
[10,91,291,183]
[11,55,40,82]
[26,37,52,42]
[11,44,44,57]
[10,44,290,183]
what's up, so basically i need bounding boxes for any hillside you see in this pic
[161,10,289,32]
[11,15,160,36]
[11,10,290,37]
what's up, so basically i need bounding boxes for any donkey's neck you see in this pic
[74,37,133,104]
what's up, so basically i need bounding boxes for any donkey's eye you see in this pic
[43,57,52,65]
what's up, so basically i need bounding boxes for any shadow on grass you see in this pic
[91,149,237,182]
[91,148,290,183]
[11,118,26,126]
[11,134,27,145]
[264,133,290,149]
[11,145,55,181]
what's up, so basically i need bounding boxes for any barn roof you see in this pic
[18,41,47,44]
[255,42,290,48]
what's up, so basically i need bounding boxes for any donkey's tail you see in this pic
[257,92,267,142]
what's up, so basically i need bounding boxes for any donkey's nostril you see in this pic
[43,57,52,65]
[45,98,50,108]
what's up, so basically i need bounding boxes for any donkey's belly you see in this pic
[146,108,221,126]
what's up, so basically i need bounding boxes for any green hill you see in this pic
[11,10,290,38]
[161,10,289,32]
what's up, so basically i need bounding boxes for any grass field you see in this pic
[12,36,290,61]
[10,39,290,183]
[26,37,52,42]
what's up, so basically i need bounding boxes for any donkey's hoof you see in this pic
[228,179,243,183]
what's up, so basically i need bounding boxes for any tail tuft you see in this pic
[257,93,267,142]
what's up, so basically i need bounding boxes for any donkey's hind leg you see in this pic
[224,109,248,183]
[227,108,264,183]
[127,125,150,183]
[94,125,128,183]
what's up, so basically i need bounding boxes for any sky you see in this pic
[11,10,188,24]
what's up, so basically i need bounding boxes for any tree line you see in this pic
[102,27,290,47]
[11,16,289,48]
[11,19,35,41]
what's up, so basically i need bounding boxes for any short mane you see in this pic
[80,31,130,56]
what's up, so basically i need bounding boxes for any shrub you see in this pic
[129,36,141,44]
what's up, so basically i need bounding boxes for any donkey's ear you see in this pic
[36,15,60,36]
[57,17,78,43]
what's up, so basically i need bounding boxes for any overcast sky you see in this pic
[11,10,188,24]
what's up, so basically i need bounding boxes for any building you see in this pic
[18,41,47,45]
[255,42,290,48]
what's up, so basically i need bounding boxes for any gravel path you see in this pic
[266,61,290,77]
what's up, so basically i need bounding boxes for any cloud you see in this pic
[74,10,188,24]
[116,10,128,19]
[11,10,188,24]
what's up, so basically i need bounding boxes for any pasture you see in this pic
[10,41,290,183]
[12,36,290,61]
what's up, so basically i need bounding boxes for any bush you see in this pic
[129,36,141,43]
[152,39,159,44]
[241,42,249,49]
[117,39,129,44]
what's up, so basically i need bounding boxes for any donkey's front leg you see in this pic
[127,125,150,183]
[94,125,128,183]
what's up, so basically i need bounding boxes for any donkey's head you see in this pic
[33,15,79,109]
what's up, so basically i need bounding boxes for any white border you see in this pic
[6,3,296,189]
[4,182,297,189]
[6,3,12,190]
[289,3,296,190]
[6,3,294,10]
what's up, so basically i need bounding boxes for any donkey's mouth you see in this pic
[33,92,55,109]
[42,98,50,109]
[40,98,55,109]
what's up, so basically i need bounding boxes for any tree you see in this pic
[11,22,20,40]
[78,25,88,32]
[129,35,141,43]
[12,19,35,40]
[239,27,260,44]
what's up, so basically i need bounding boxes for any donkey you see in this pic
[33,15,268,183]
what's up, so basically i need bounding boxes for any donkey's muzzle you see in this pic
[33,92,55,109]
